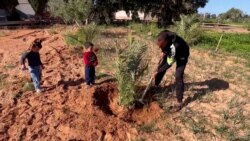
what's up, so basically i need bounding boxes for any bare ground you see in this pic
[0,26,249,141]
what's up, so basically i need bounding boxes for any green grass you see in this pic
[138,122,158,133]
[3,64,16,70]
[128,22,164,39]
[22,82,34,92]
[165,122,181,135]
[64,23,100,48]
[0,74,9,90]
[197,31,250,60]
[0,31,5,37]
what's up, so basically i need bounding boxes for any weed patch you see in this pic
[165,122,181,135]
[22,82,34,92]
[3,64,16,70]
[138,122,158,133]
[0,74,9,90]
[128,22,164,39]
[198,31,250,62]
[65,23,100,49]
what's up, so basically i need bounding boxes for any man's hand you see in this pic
[20,64,27,70]
[41,65,45,69]
[153,72,158,79]
[93,61,98,67]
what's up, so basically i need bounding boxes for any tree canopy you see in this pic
[0,0,18,11]
[48,0,208,27]
[219,8,244,23]
[48,0,92,24]
[29,0,48,16]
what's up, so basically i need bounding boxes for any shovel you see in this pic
[137,76,154,104]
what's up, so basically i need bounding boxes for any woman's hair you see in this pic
[84,41,94,49]
[30,39,42,50]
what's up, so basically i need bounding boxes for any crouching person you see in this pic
[154,30,190,111]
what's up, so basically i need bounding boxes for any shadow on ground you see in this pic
[141,78,229,107]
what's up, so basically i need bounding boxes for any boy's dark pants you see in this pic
[155,59,188,103]
[85,65,95,85]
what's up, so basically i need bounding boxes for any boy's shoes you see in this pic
[90,83,96,86]
[86,85,92,89]
[36,89,42,94]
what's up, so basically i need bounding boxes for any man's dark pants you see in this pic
[155,59,188,103]
[85,65,95,85]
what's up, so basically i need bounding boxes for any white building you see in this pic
[0,0,35,22]
[115,10,155,21]
[16,0,35,19]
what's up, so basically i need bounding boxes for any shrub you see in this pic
[115,33,148,107]
[64,23,100,49]
[0,74,9,90]
[22,82,35,92]
[247,24,250,31]
[172,14,202,45]
[128,22,164,39]
[48,0,91,25]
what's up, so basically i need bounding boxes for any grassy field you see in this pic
[128,23,250,66]
[198,31,250,57]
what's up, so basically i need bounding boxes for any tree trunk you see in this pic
[131,10,140,22]
[157,10,173,28]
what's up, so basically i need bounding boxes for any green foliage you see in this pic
[246,25,250,31]
[3,64,16,70]
[138,122,158,133]
[65,23,100,49]
[22,82,35,92]
[165,122,181,135]
[198,31,250,61]
[115,33,148,107]
[48,0,91,24]
[28,0,48,15]
[172,14,202,45]
[128,22,164,39]
[219,8,244,23]
[0,0,18,9]
[0,74,9,90]
[186,118,206,134]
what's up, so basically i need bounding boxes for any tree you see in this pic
[89,0,119,24]
[0,0,20,20]
[29,0,48,16]
[48,0,92,25]
[219,8,244,22]
[48,0,208,26]
[139,0,208,27]
[0,0,18,12]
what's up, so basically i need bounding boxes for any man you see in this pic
[154,30,190,111]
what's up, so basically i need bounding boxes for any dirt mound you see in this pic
[1,82,163,140]
[93,83,164,124]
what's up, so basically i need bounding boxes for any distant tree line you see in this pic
[0,0,208,27]
[199,8,250,23]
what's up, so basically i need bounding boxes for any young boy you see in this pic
[83,42,98,87]
[20,39,44,93]
[154,30,190,111]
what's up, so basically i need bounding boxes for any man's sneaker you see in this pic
[36,89,42,93]
[86,85,91,89]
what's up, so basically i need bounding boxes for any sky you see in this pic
[198,0,250,15]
